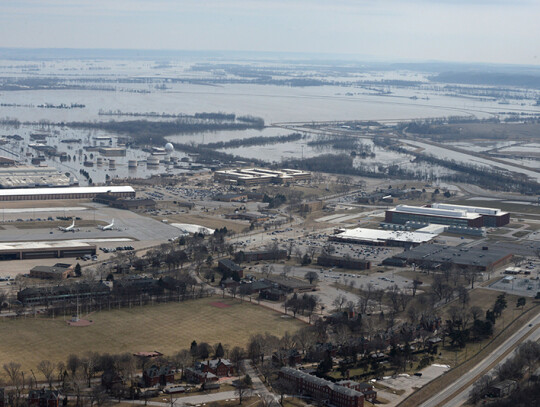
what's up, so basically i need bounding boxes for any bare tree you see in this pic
[173,349,191,379]
[37,360,55,389]
[235,374,253,404]
[281,265,292,277]
[4,362,24,407]
[332,294,347,311]
[304,271,319,284]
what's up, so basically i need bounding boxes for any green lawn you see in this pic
[0,297,303,372]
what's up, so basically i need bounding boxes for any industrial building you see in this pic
[29,263,75,280]
[98,147,126,157]
[0,166,71,189]
[94,193,155,210]
[300,200,324,213]
[385,204,509,227]
[330,227,437,247]
[0,241,97,261]
[390,244,513,272]
[317,255,371,270]
[279,367,367,407]
[0,156,17,167]
[214,168,311,185]
[18,282,110,305]
[0,186,135,201]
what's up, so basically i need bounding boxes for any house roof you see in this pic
[200,359,233,368]
[144,365,173,378]
[218,258,243,272]
[280,367,364,398]
[491,379,517,390]
[186,368,217,379]
[30,265,69,275]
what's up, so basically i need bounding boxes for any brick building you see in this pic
[29,263,75,280]
[28,389,61,407]
[218,259,244,279]
[279,367,367,407]
[185,368,218,384]
[197,359,234,377]
[143,365,175,387]
[337,381,377,403]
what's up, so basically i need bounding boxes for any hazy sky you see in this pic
[1,0,539,65]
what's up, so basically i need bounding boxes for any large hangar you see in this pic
[330,227,437,247]
[0,241,96,261]
[0,186,135,201]
[385,203,509,228]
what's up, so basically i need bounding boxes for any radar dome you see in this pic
[164,143,174,153]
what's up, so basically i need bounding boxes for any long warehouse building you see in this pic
[0,241,96,261]
[0,186,135,201]
[330,227,437,247]
[385,203,509,227]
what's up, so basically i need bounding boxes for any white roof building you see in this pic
[333,227,438,245]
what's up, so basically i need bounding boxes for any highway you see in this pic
[418,310,540,407]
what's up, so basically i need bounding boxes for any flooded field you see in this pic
[1,56,540,186]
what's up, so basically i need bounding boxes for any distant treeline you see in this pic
[282,141,539,194]
[204,133,303,149]
[97,110,264,127]
[66,115,265,146]
[172,142,265,166]
[373,137,540,195]
[307,135,375,157]
[431,71,540,89]
[282,154,390,179]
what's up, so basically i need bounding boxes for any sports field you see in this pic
[0,297,303,372]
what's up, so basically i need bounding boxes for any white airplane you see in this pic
[99,219,115,231]
[58,220,78,232]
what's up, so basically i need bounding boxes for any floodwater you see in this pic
[1,57,540,184]
[402,139,540,182]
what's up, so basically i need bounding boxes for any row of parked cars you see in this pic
[99,246,134,253]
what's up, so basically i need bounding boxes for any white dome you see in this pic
[164,143,174,152]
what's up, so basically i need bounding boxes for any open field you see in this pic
[0,297,303,373]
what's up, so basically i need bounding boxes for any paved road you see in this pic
[418,310,540,407]
[132,390,238,406]
[242,360,279,403]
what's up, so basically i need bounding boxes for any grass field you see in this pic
[0,297,303,373]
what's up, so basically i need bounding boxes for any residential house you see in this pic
[337,381,377,402]
[489,380,518,398]
[197,359,234,377]
[218,259,244,279]
[272,349,302,367]
[28,389,61,407]
[185,368,218,384]
[143,365,175,387]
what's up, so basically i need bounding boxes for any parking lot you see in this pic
[488,262,540,298]
[247,259,418,312]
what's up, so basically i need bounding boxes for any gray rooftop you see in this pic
[394,244,513,268]
[280,367,364,398]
